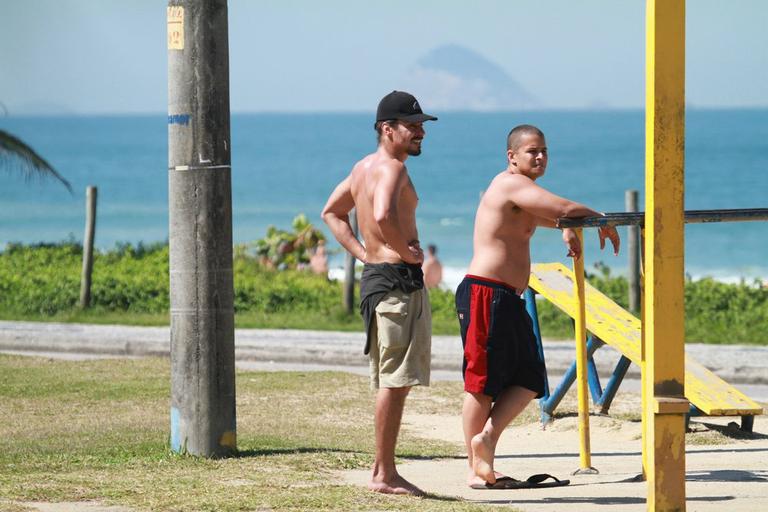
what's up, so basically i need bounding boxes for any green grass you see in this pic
[2,354,760,511]
[0,355,499,512]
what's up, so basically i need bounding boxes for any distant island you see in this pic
[403,44,538,111]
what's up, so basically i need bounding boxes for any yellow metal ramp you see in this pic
[529,262,763,417]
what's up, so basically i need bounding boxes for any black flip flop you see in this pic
[470,473,570,490]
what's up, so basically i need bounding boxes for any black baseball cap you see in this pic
[376,91,438,123]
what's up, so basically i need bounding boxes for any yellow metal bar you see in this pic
[571,228,594,472]
[644,1,687,510]
[640,227,648,480]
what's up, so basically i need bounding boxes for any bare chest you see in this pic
[400,178,419,210]
[502,206,538,240]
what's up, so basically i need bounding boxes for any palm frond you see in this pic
[0,129,73,194]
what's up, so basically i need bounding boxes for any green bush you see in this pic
[684,276,768,343]
[1,243,766,344]
[0,241,169,315]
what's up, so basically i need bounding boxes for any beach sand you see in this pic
[342,392,768,511]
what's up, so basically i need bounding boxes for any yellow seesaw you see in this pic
[529,262,763,420]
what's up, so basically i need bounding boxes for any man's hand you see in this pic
[598,226,620,255]
[562,228,582,259]
[407,241,424,265]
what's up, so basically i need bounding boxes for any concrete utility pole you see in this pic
[167,0,236,457]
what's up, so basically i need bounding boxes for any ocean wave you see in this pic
[439,217,464,227]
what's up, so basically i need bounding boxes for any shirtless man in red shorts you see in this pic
[456,124,620,488]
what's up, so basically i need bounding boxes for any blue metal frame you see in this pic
[525,289,633,425]
[596,355,632,414]
[524,288,550,401]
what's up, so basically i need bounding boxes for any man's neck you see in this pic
[506,165,537,181]
[379,142,409,163]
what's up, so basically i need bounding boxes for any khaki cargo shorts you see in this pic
[369,287,431,389]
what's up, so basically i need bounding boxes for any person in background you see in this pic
[309,240,329,276]
[422,244,443,289]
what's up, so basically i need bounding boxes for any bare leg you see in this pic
[369,386,424,496]
[464,386,537,486]
[463,391,493,486]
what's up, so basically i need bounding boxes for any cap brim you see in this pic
[401,113,438,122]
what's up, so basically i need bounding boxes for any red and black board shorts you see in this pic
[455,274,546,400]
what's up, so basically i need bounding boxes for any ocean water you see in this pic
[2,110,767,288]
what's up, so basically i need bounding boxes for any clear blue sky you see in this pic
[2,0,766,115]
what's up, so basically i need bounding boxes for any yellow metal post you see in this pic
[571,228,597,473]
[644,1,688,510]
[640,227,648,479]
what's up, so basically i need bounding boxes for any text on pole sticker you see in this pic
[167,6,184,50]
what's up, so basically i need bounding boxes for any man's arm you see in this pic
[321,176,367,262]
[373,162,423,264]
[508,175,600,220]
[533,217,583,258]
[511,176,620,255]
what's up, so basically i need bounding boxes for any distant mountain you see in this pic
[402,44,538,111]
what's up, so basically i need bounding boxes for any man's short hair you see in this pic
[427,244,437,255]
[507,124,545,152]
[374,120,399,143]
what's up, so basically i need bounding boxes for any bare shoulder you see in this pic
[494,171,535,190]
[377,157,406,175]
[351,154,375,174]
[484,171,532,202]
[350,153,380,183]
[371,157,407,188]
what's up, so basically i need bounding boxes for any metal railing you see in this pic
[557,207,768,228]
[539,207,767,474]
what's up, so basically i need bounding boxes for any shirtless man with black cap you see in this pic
[322,91,437,496]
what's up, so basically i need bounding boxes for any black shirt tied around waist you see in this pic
[359,262,424,355]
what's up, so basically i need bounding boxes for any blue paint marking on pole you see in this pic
[168,114,191,126]
[170,406,181,452]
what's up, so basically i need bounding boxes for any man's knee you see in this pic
[388,386,411,396]
[465,391,493,405]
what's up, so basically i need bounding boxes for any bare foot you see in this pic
[369,473,425,497]
[471,432,496,484]
[467,470,506,488]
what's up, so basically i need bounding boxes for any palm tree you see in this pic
[0,129,72,193]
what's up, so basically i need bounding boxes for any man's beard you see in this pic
[407,146,422,156]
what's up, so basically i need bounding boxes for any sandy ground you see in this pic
[342,398,768,512]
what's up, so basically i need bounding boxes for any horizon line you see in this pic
[4,105,768,119]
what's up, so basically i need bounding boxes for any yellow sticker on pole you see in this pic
[167,6,184,50]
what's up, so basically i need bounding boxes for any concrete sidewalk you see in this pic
[1,320,766,384]
[2,319,767,404]
[344,412,768,512]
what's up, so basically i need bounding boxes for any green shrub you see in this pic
[1,243,766,344]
